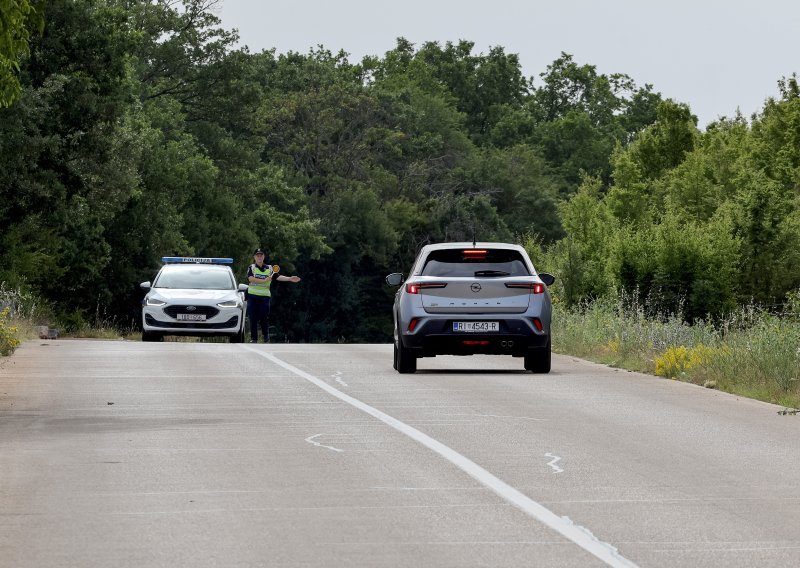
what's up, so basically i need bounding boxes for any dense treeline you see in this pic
[1,0,798,340]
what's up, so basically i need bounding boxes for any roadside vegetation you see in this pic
[0,283,36,355]
[551,295,800,409]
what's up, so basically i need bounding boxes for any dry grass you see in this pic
[553,296,800,408]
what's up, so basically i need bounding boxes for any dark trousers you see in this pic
[247,295,271,342]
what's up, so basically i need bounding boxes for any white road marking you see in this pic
[305,433,344,453]
[545,453,564,474]
[332,370,348,387]
[243,346,639,568]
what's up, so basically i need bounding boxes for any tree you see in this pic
[0,0,141,322]
[521,53,663,191]
[0,0,44,106]
[122,0,238,107]
[628,100,698,180]
[728,168,800,305]
[461,144,562,241]
[607,100,699,223]
[414,40,530,141]
[550,177,617,304]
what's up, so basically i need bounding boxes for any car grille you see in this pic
[164,305,220,319]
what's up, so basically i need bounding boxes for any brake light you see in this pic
[406,282,447,294]
[505,283,545,294]
[408,318,420,332]
[462,340,490,346]
[531,318,543,332]
[463,249,487,260]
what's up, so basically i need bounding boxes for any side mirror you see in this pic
[140,281,151,290]
[538,273,556,286]
[238,283,249,291]
[385,273,404,287]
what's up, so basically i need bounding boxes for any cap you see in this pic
[253,248,265,255]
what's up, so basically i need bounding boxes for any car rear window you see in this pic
[154,268,235,290]
[420,249,531,277]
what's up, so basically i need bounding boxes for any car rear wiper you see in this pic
[474,270,510,277]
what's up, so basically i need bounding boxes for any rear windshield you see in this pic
[154,267,235,290]
[420,249,531,277]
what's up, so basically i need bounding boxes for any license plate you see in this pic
[177,314,206,321]
[453,321,499,332]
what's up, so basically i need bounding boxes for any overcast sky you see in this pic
[216,0,799,129]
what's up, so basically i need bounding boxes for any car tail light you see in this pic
[462,340,490,346]
[531,318,543,332]
[408,318,420,332]
[406,282,447,294]
[505,282,545,294]
[463,249,487,260]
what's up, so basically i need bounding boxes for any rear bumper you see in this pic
[403,333,548,357]
[400,318,549,357]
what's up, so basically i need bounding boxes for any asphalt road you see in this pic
[1,340,799,567]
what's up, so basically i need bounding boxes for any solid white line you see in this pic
[242,346,639,568]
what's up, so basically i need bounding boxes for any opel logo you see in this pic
[470,283,482,293]
[186,306,197,311]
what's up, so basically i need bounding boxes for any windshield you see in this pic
[154,267,235,290]
[421,249,531,277]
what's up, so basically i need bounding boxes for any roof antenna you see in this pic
[472,226,476,248]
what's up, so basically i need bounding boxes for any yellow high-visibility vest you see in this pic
[249,264,272,297]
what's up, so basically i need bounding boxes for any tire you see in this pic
[524,341,551,373]
[229,329,244,343]
[395,333,417,374]
[142,331,162,342]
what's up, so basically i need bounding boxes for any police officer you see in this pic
[246,247,301,343]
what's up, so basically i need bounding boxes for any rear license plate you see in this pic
[177,314,206,321]
[453,321,499,332]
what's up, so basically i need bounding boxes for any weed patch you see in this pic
[0,308,21,356]
[554,297,800,408]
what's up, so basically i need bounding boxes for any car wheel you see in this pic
[524,341,551,373]
[142,331,162,342]
[229,329,244,343]
[395,334,417,374]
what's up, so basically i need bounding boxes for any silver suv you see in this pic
[386,243,555,373]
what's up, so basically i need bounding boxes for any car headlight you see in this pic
[217,299,241,308]
[146,296,166,306]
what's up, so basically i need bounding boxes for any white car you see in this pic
[140,257,248,342]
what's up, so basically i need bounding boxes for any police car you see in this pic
[140,257,248,342]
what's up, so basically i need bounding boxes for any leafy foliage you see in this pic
[0,0,44,106]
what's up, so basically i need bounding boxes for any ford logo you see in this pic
[470,283,482,293]
[186,306,197,311]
